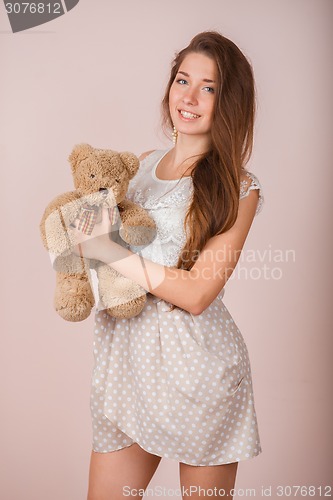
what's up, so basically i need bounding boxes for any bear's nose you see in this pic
[99,188,108,193]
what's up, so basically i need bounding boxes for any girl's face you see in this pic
[169,52,217,141]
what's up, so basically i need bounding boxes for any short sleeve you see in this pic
[239,171,264,216]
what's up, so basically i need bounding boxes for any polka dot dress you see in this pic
[90,294,263,466]
[89,149,264,466]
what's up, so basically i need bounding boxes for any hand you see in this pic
[69,207,113,260]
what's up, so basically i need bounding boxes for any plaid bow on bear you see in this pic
[77,204,118,235]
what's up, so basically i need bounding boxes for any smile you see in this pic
[178,109,201,120]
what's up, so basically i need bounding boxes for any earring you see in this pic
[172,126,178,145]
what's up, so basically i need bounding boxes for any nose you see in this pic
[182,87,198,106]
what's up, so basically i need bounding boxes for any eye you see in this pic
[176,78,187,85]
[203,86,215,93]
[115,179,120,183]
[90,174,96,179]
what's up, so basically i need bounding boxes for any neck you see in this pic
[169,133,211,174]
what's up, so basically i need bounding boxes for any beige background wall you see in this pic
[1,0,332,498]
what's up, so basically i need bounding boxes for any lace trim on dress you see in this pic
[126,152,264,270]
[240,171,264,216]
[129,181,193,210]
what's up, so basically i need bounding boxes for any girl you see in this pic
[72,31,264,500]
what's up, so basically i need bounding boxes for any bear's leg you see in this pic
[96,265,147,319]
[54,271,95,322]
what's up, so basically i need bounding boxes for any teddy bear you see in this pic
[40,143,157,322]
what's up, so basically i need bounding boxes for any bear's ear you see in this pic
[68,144,93,173]
[119,152,140,179]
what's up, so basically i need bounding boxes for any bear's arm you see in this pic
[117,199,156,246]
[40,190,82,254]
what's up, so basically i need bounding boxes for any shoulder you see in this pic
[138,150,156,162]
[239,170,265,216]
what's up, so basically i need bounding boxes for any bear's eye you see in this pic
[115,179,120,183]
[90,174,96,179]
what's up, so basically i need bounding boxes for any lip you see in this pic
[177,108,201,121]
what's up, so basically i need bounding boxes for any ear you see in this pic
[68,144,93,174]
[119,152,140,179]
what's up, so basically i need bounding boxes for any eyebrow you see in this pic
[177,70,216,84]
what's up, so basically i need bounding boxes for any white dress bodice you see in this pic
[126,148,264,270]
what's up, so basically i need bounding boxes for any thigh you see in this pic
[87,443,162,500]
[179,461,239,499]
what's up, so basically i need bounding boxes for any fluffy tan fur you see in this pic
[40,143,156,322]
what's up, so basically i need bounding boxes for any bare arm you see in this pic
[72,163,260,315]
[93,169,259,314]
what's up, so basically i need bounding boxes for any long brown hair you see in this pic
[160,31,256,309]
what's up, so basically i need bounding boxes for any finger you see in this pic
[68,221,84,246]
[69,217,81,229]
[99,207,112,231]
[101,206,109,219]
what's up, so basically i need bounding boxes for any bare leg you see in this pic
[179,461,239,499]
[87,444,162,500]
